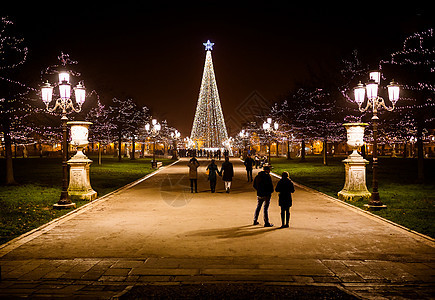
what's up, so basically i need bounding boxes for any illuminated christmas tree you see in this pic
[190,40,228,149]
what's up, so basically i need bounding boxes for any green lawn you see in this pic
[271,156,435,238]
[0,156,175,244]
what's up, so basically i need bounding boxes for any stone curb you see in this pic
[0,159,181,258]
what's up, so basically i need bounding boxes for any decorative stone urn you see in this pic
[67,121,97,201]
[337,123,371,202]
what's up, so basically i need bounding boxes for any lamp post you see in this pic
[239,129,250,158]
[353,71,400,209]
[170,129,181,159]
[41,71,87,209]
[262,118,279,164]
[145,118,161,168]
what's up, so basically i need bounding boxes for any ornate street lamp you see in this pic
[239,129,251,158]
[170,129,181,159]
[262,118,279,164]
[353,72,400,209]
[145,118,161,168]
[41,71,87,209]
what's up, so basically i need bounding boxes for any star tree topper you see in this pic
[203,40,214,51]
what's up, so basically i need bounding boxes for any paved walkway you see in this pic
[0,158,434,299]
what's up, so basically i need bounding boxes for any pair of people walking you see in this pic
[188,156,234,193]
[206,157,234,193]
[253,165,295,228]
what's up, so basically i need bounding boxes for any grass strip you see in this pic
[271,156,435,238]
[0,156,175,244]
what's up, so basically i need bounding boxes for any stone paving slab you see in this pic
[0,158,434,299]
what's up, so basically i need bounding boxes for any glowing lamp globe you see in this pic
[387,80,400,104]
[58,72,70,84]
[263,121,270,130]
[41,81,53,105]
[366,79,378,101]
[274,122,279,130]
[59,80,71,100]
[354,82,365,106]
[74,83,86,105]
[69,121,92,149]
[369,71,381,84]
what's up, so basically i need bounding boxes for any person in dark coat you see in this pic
[206,159,220,193]
[244,154,254,182]
[187,157,200,193]
[275,171,295,228]
[220,156,234,193]
[253,165,274,227]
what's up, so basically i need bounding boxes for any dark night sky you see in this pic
[2,2,434,136]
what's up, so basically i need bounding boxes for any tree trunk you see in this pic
[322,139,328,165]
[118,130,122,162]
[4,127,16,185]
[131,136,136,160]
[287,139,292,160]
[417,123,424,181]
[98,143,102,165]
[300,140,306,161]
[403,141,407,159]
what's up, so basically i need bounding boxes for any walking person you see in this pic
[206,159,220,193]
[187,156,200,193]
[244,154,254,182]
[220,156,234,193]
[275,171,295,228]
[253,165,274,227]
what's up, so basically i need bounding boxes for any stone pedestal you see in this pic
[338,123,371,202]
[338,150,371,202]
[67,151,97,201]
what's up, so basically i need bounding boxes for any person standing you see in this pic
[206,159,220,193]
[220,156,234,193]
[244,154,254,182]
[275,171,295,228]
[253,165,274,227]
[187,157,200,193]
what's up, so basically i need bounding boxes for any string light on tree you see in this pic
[190,40,229,150]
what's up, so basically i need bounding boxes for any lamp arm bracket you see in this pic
[358,100,371,113]
[377,97,395,112]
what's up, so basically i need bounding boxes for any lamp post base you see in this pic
[53,202,76,209]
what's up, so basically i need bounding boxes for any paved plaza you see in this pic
[0,158,434,299]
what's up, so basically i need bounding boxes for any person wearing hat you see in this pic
[252,165,274,227]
